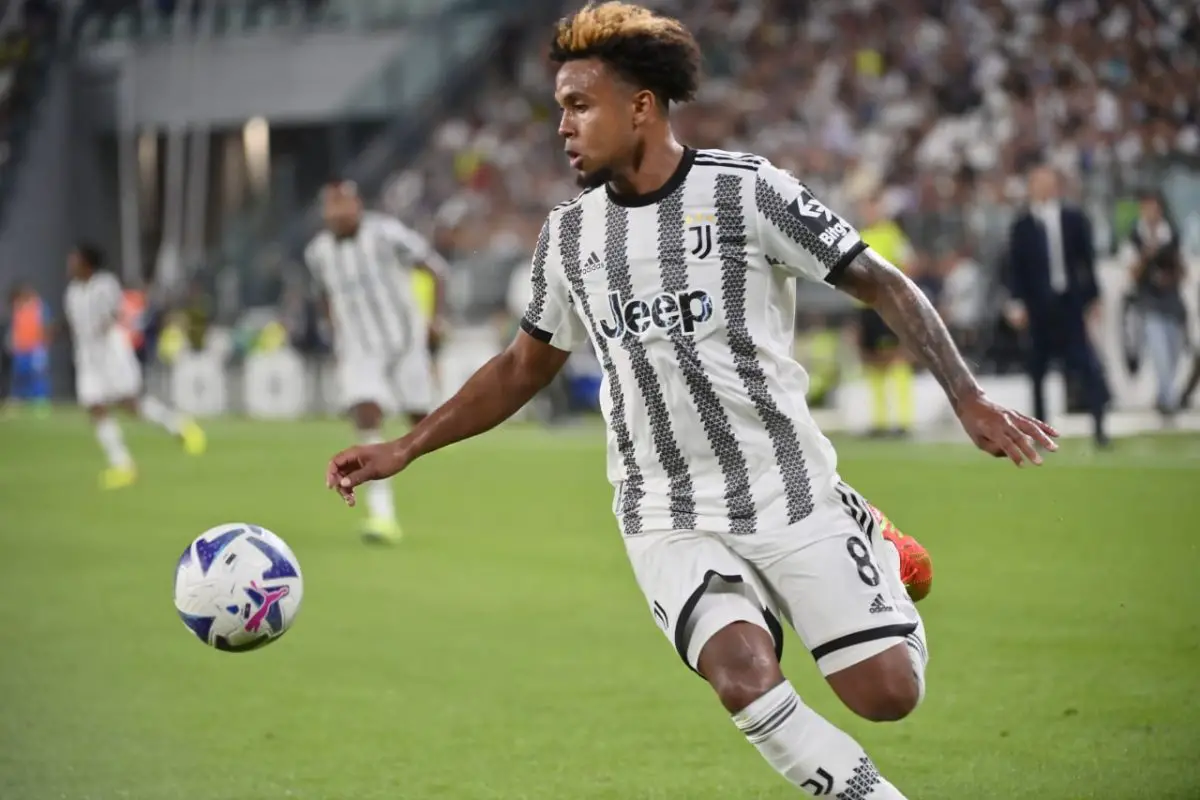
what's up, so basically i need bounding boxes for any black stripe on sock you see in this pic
[742,694,799,742]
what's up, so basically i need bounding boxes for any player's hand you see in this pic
[955,394,1059,467]
[1003,301,1028,331]
[325,442,409,506]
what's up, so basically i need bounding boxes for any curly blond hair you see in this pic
[550,2,701,108]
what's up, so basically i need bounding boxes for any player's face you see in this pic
[1028,167,1058,203]
[1139,197,1161,222]
[66,250,86,280]
[555,59,645,190]
[322,189,362,236]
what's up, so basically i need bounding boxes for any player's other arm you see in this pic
[753,163,1057,465]
[327,218,584,501]
[302,241,332,322]
[380,216,450,316]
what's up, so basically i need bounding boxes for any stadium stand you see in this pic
[377,0,1200,369]
[0,0,60,225]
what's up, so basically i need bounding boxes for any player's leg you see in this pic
[9,350,32,410]
[117,394,207,455]
[85,391,136,490]
[11,348,50,416]
[28,347,51,417]
[393,342,434,429]
[338,353,401,542]
[111,342,206,454]
[627,530,910,798]
[885,349,914,437]
[737,481,930,724]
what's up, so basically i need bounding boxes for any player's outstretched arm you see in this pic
[832,248,1058,465]
[326,330,569,504]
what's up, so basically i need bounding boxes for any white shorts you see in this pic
[625,479,920,677]
[75,343,142,407]
[337,347,434,415]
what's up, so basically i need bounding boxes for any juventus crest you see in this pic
[686,212,716,260]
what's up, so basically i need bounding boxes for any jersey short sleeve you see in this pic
[753,162,867,284]
[519,217,588,353]
[374,214,450,276]
[94,273,123,316]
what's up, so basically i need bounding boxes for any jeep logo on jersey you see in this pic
[787,189,854,249]
[598,290,714,340]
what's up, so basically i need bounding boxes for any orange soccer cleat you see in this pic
[869,504,933,602]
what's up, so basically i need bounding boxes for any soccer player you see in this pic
[304,180,448,543]
[64,244,206,489]
[324,4,1056,796]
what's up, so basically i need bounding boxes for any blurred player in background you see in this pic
[305,180,449,543]
[857,197,917,436]
[64,244,207,489]
[7,281,52,417]
[326,4,1056,797]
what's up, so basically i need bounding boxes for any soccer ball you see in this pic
[173,523,304,652]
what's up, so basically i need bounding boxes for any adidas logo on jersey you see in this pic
[598,289,715,340]
[582,251,605,276]
[868,594,893,614]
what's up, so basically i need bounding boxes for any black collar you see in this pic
[605,147,695,208]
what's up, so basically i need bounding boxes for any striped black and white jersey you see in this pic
[65,271,124,356]
[304,211,440,357]
[521,148,866,536]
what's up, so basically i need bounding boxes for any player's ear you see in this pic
[630,88,657,127]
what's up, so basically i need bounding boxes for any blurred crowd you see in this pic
[382,0,1200,331]
[0,0,58,216]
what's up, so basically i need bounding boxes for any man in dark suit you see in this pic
[1005,164,1110,447]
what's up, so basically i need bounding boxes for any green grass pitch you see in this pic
[1,413,1198,799]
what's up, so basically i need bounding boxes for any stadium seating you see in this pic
[371,0,1199,369]
[0,0,59,228]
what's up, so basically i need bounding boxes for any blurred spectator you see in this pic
[1123,189,1186,419]
[7,280,51,413]
[178,279,212,352]
[937,246,989,357]
[1005,163,1109,446]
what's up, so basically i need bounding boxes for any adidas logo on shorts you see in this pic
[868,594,893,614]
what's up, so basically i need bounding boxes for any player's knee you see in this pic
[351,402,384,430]
[697,621,783,714]
[860,670,920,722]
[827,644,920,723]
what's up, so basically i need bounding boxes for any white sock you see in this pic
[360,430,396,522]
[95,418,133,469]
[139,395,183,435]
[876,537,929,705]
[733,681,909,798]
